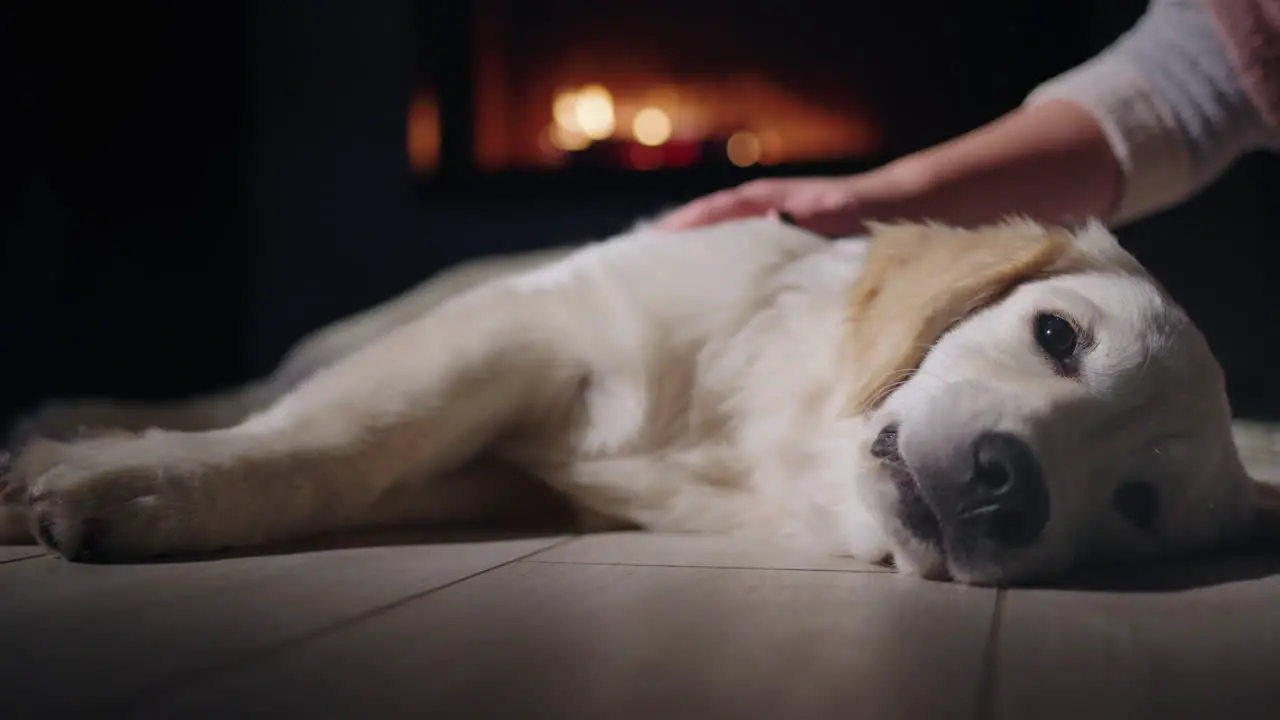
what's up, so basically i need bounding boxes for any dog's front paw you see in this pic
[12,438,185,562]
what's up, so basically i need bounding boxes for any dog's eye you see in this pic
[1034,313,1078,363]
[1113,481,1159,530]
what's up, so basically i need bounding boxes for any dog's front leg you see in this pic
[3,287,582,561]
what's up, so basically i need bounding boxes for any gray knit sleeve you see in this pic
[1025,0,1275,225]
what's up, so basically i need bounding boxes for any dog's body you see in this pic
[0,217,1268,585]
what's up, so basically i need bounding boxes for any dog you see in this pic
[1,216,1275,585]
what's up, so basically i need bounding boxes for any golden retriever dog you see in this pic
[1,217,1274,585]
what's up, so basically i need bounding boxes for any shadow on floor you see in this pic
[1050,541,1280,593]
[117,525,580,566]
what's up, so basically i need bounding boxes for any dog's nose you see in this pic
[956,433,1049,548]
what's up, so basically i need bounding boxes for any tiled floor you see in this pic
[3,421,1280,719]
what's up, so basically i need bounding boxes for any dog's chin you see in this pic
[871,426,1037,586]
[880,460,1034,586]
[869,427,949,580]
[886,462,941,547]
[878,460,950,581]
[885,488,1043,587]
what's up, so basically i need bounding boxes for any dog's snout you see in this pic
[961,433,1049,548]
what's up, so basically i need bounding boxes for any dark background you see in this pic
[2,0,1277,427]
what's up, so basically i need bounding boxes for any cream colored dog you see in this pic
[1,217,1273,585]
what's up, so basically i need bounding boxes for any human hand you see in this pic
[654,172,915,238]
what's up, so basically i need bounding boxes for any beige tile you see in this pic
[993,561,1280,720]
[132,561,997,719]
[531,531,890,572]
[0,536,565,718]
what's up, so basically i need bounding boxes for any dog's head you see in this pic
[848,218,1267,586]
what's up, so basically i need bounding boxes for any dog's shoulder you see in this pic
[501,219,853,454]
[511,222,878,546]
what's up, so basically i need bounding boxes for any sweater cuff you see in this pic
[1026,56,1193,226]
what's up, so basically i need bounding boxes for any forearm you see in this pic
[865,100,1122,229]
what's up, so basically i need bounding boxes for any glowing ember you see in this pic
[407,93,440,171]
[726,131,762,167]
[552,92,581,134]
[632,107,672,147]
[572,84,616,140]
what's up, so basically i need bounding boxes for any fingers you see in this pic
[654,180,783,231]
[654,177,871,237]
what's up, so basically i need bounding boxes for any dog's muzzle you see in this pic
[873,424,1051,556]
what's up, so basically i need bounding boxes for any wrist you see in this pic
[869,154,940,202]
[839,154,944,226]
[849,155,942,212]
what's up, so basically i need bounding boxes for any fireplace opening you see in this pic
[413,0,1146,179]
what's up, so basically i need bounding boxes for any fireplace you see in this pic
[411,0,1147,179]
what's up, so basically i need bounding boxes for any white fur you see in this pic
[0,218,1257,585]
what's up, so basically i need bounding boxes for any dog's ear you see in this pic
[844,218,1086,414]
